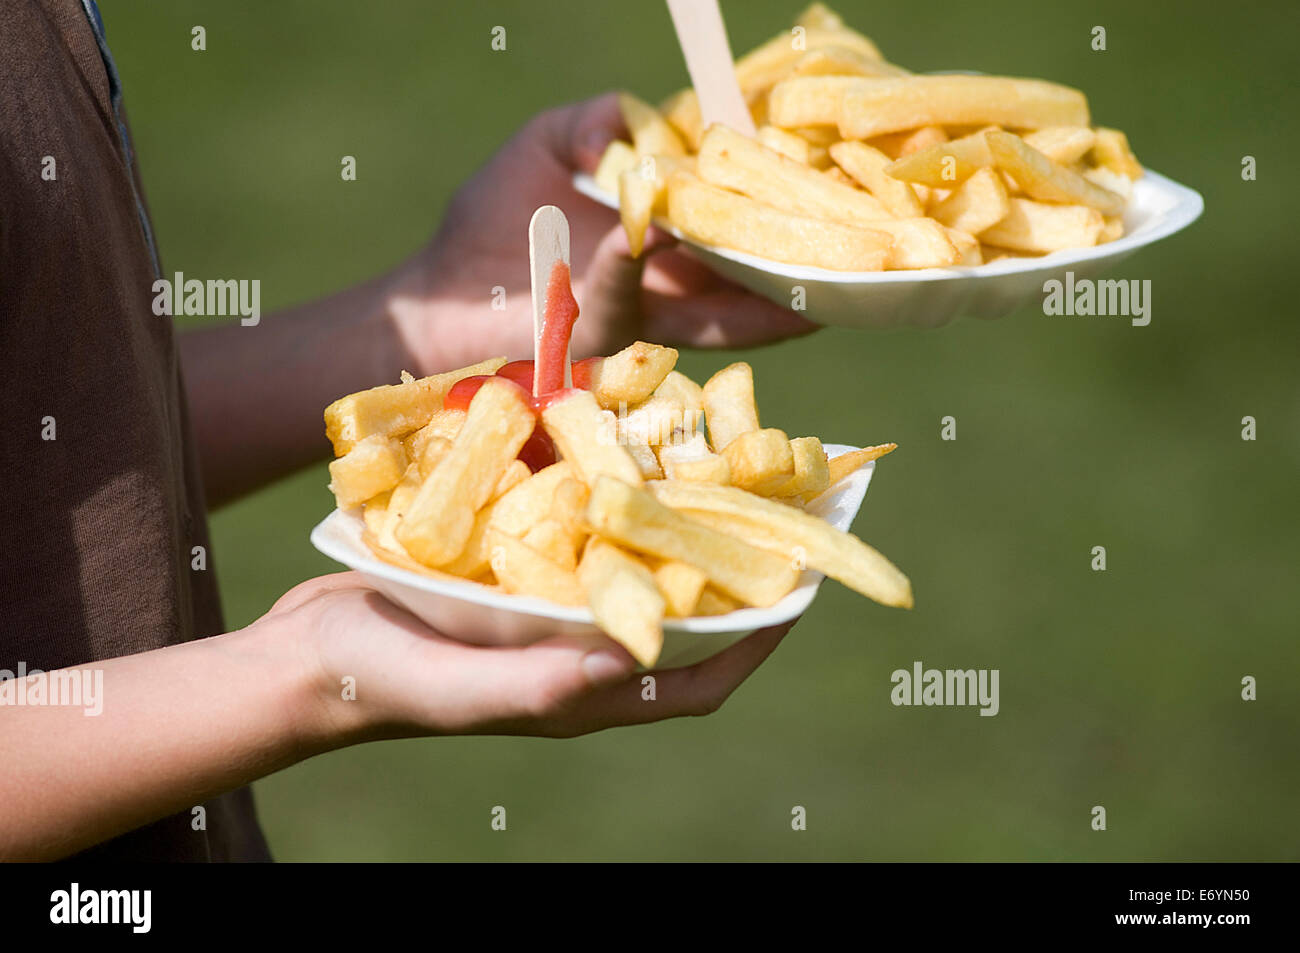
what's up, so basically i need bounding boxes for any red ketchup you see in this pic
[534,262,580,396]
[442,262,592,472]
[443,374,495,412]
[570,356,600,391]
[533,386,585,413]
[494,359,536,390]
[516,424,558,471]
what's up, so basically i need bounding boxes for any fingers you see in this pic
[638,250,820,347]
[641,284,821,349]
[642,620,796,717]
[575,226,818,354]
[430,633,638,735]
[310,587,638,738]
[337,587,792,738]
[543,620,798,735]
[539,91,626,174]
[572,223,677,355]
[525,93,822,349]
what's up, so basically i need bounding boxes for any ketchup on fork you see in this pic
[534,261,580,396]
[443,261,589,471]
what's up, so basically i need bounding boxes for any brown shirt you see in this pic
[1,0,270,860]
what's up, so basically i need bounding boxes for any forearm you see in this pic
[0,615,342,861]
[179,261,428,505]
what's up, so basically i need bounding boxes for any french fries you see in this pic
[695,587,743,616]
[411,435,451,480]
[618,92,686,158]
[929,167,1011,237]
[648,481,913,608]
[790,45,907,80]
[443,466,577,580]
[373,463,422,555]
[324,357,504,455]
[584,341,679,409]
[405,409,466,458]
[807,444,896,499]
[734,28,886,100]
[702,362,760,451]
[665,455,731,485]
[578,541,665,666]
[884,130,995,188]
[1090,128,1143,181]
[1022,126,1096,165]
[541,390,644,487]
[585,476,799,608]
[981,198,1104,253]
[658,434,731,484]
[488,529,586,607]
[871,125,948,159]
[697,122,961,267]
[522,478,589,570]
[698,123,893,224]
[326,350,910,665]
[489,461,575,536]
[837,76,1089,139]
[721,428,795,495]
[618,396,689,447]
[590,3,1141,271]
[794,1,844,30]
[594,139,637,194]
[396,378,535,567]
[324,218,913,666]
[327,434,406,510]
[660,88,706,152]
[668,171,890,271]
[651,559,709,618]
[758,124,830,168]
[768,75,876,128]
[829,140,923,217]
[625,442,664,480]
[773,436,831,498]
[984,130,1125,215]
[653,370,705,423]
[619,167,657,258]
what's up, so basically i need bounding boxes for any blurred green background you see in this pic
[108,0,1297,860]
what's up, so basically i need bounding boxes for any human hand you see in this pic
[266,573,796,743]
[385,92,818,373]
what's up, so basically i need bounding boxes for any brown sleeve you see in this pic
[0,0,208,669]
[1,0,267,861]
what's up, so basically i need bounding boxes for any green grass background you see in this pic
[106,0,1297,860]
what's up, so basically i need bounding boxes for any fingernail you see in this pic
[581,649,633,687]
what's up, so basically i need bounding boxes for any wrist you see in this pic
[241,605,374,757]
[385,244,459,377]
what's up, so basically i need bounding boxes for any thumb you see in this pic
[540,91,628,174]
[461,633,637,727]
